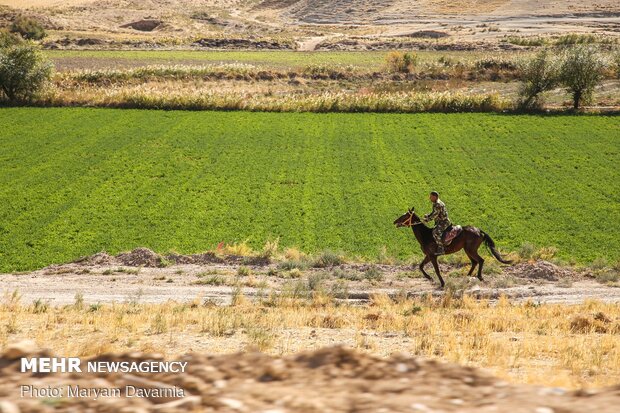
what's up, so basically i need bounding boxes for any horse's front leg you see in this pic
[418,255,433,282]
[430,256,445,288]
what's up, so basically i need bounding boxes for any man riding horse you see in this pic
[423,191,450,255]
[393,192,512,288]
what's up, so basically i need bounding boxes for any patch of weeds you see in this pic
[518,242,536,260]
[174,269,184,275]
[261,238,279,259]
[364,265,384,282]
[237,266,251,276]
[102,269,114,275]
[166,278,174,283]
[153,276,166,281]
[280,268,303,279]
[396,271,419,280]
[32,299,49,314]
[332,268,361,281]
[196,269,224,277]
[150,313,168,334]
[308,272,328,291]
[492,276,517,289]
[246,326,275,351]
[74,292,84,310]
[377,245,395,265]
[591,257,608,270]
[312,250,344,268]
[444,277,470,294]
[404,305,423,316]
[484,260,503,275]
[193,275,227,286]
[88,303,102,312]
[116,267,139,274]
[330,280,349,299]
[278,259,309,271]
[595,271,619,285]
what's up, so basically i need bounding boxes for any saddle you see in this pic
[442,225,462,246]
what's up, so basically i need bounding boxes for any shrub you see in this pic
[0,29,22,48]
[10,16,46,41]
[558,45,605,109]
[364,265,384,282]
[505,36,547,47]
[307,273,328,291]
[474,57,518,71]
[518,49,559,109]
[0,42,53,102]
[615,53,620,79]
[312,250,344,268]
[385,51,418,73]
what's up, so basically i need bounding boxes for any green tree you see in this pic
[10,16,47,41]
[518,49,559,109]
[0,42,53,102]
[558,45,604,110]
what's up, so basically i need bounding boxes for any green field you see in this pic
[0,108,618,271]
[45,50,527,70]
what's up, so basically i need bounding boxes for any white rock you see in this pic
[0,401,20,413]
[152,396,201,411]
[220,398,246,411]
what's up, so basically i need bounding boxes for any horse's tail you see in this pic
[481,230,512,264]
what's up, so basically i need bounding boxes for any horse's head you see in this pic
[393,207,421,228]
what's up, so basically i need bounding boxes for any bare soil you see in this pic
[2,249,618,306]
[1,343,619,412]
[0,0,618,50]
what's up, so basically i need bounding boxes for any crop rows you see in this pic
[0,109,617,271]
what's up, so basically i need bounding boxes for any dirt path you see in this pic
[297,34,340,51]
[2,250,618,306]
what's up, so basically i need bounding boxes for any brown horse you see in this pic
[393,207,511,288]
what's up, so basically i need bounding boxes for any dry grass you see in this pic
[40,83,511,113]
[2,291,619,389]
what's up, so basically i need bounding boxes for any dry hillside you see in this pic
[0,0,619,49]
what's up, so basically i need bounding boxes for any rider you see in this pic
[423,191,451,255]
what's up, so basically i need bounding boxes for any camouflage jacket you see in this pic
[426,199,451,226]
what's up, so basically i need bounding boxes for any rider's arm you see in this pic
[425,204,439,221]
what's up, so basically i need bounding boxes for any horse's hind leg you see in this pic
[419,255,433,282]
[465,252,478,277]
[470,250,485,281]
[430,256,445,288]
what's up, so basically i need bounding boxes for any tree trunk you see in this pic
[573,90,581,110]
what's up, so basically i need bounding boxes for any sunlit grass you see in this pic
[2,292,619,389]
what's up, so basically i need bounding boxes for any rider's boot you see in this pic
[434,244,445,256]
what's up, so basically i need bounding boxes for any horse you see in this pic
[393,207,511,288]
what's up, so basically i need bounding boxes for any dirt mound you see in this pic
[121,19,162,32]
[72,251,118,266]
[1,344,620,412]
[117,248,164,267]
[401,30,450,39]
[510,260,573,281]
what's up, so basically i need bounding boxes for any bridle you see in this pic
[402,211,424,227]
